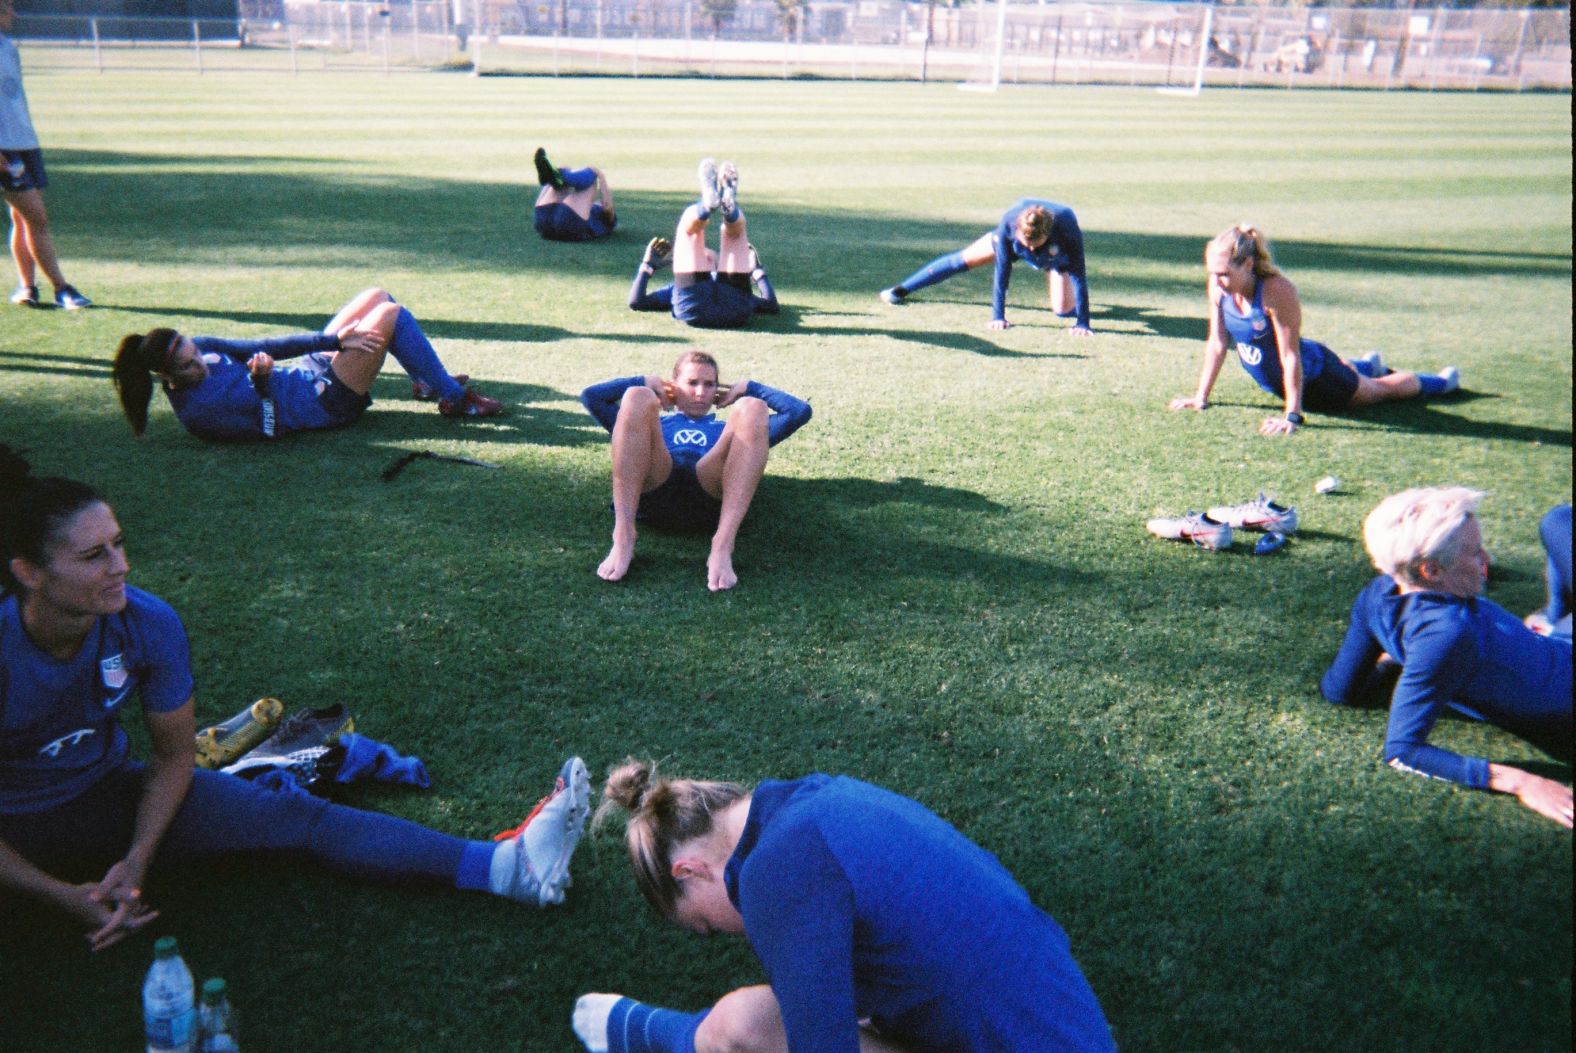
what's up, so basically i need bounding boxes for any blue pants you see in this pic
[1542,504,1573,632]
[0,762,470,886]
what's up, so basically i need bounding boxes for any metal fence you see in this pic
[11,0,1571,90]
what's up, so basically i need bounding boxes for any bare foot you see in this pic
[598,531,636,582]
[707,550,737,591]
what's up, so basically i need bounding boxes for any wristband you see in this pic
[1285,412,1304,426]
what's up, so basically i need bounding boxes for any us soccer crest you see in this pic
[100,654,128,690]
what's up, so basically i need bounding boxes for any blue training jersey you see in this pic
[0,587,193,814]
[580,376,812,470]
[1321,576,1573,788]
[992,198,1090,328]
[1220,279,1335,397]
[165,333,342,440]
[724,774,1116,1053]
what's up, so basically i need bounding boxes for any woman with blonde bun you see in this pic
[1171,224,1460,435]
[571,760,1115,1053]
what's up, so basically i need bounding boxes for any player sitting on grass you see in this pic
[0,447,589,951]
[112,287,502,442]
[879,197,1093,335]
[1321,486,1573,827]
[627,159,778,330]
[580,351,810,592]
[571,759,1117,1053]
[1170,224,1460,436]
[532,147,617,242]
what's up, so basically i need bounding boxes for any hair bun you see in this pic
[603,758,658,813]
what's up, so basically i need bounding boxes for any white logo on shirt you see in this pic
[1236,342,1262,366]
[39,728,96,758]
[672,429,709,447]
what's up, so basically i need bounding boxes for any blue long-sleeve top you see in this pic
[579,375,811,469]
[992,198,1089,328]
[723,774,1115,1053]
[1320,576,1573,788]
[164,332,340,441]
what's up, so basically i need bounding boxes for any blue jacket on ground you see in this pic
[1320,575,1573,787]
[723,774,1116,1053]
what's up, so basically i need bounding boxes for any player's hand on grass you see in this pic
[1069,325,1093,337]
[1169,396,1207,411]
[988,319,1011,331]
[1260,415,1298,436]
[246,353,274,376]
[1490,765,1574,828]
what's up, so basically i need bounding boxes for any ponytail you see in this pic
[113,328,178,437]
[1207,224,1281,279]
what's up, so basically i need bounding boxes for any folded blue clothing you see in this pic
[336,732,430,788]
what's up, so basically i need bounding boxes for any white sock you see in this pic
[573,994,622,1053]
[486,837,518,897]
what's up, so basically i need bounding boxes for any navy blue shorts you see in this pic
[672,275,754,330]
[271,354,371,434]
[534,203,614,242]
[1301,352,1361,412]
[0,149,47,193]
[637,464,721,532]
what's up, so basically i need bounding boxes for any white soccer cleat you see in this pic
[1206,492,1299,534]
[496,756,591,907]
[1438,366,1461,394]
[1147,511,1233,552]
[1353,351,1385,376]
[572,994,623,1053]
[880,287,905,306]
[697,158,722,212]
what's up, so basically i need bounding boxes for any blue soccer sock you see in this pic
[454,841,497,892]
[1416,372,1451,396]
[894,250,970,297]
[389,306,464,403]
[559,166,598,191]
[602,998,708,1053]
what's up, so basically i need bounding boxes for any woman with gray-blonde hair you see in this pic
[570,760,1115,1053]
[1321,486,1572,826]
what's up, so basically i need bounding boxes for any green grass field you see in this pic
[1,62,1570,1051]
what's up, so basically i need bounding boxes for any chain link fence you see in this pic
[10,0,1571,90]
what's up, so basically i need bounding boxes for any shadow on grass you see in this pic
[50,148,1570,309]
[0,349,114,379]
[1316,393,1571,448]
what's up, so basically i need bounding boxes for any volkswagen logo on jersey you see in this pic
[1236,342,1263,366]
[100,655,127,690]
[672,429,709,447]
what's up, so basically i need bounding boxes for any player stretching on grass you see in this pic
[580,351,810,592]
[879,198,1093,335]
[2,0,91,311]
[571,759,1117,1053]
[532,147,617,242]
[1321,487,1573,827]
[0,447,590,952]
[627,159,779,330]
[1170,224,1460,436]
[112,287,503,441]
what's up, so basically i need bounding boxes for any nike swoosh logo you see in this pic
[104,686,133,709]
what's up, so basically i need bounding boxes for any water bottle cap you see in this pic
[154,936,179,958]
[202,977,228,1002]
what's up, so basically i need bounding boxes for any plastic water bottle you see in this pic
[197,977,240,1052]
[143,936,195,1053]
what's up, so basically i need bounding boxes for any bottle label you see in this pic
[147,1007,195,1046]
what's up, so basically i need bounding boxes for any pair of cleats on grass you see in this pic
[408,372,506,418]
[1148,492,1299,552]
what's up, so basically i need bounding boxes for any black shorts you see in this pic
[636,465,721,532]
[1302,356,1361,412]
[672,273,755,329]
[0,148,47,193]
